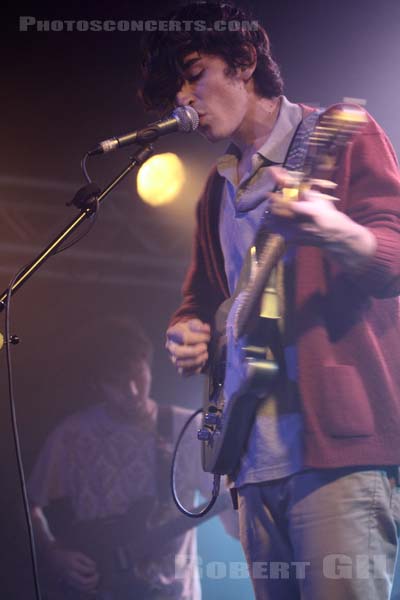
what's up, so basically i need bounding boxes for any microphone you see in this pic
[88,106,199,156]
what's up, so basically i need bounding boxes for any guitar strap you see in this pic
[253,107,324,258]
[283,107,324,173]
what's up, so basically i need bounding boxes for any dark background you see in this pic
[2,0,400,597]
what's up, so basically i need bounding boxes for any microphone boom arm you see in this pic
[0,144,154,311]
[88,106,199,156]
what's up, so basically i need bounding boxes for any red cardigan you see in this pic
[171,108,400,469]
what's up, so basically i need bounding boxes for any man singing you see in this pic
[141,2,400,598]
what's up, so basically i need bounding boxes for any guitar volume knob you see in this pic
[204,413,221,428]
[197,428,213,442]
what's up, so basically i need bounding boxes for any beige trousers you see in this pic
[238,468,400,600]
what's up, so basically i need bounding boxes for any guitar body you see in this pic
[42,497,156,600]
[200,288,279,475]
[42,492,231,599]
[198,104,368,476]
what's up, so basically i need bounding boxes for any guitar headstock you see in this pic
[303,104,367,181]
[277,104,367,210]
[235,104,367,340]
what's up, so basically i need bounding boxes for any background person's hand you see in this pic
[49,546,99,594]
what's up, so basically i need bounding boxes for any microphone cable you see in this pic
[4,267,43,600]
[2,180,103,599]
[81,152,92,184]
[53,195,100,255]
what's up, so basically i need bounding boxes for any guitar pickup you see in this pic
[242,344,269,359]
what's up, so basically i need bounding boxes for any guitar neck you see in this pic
[236,233,286,338]
[130,492,231,560]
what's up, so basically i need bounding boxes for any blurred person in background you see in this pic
[28,317,236,599]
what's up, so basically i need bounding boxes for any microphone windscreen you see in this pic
[173,106,199,133]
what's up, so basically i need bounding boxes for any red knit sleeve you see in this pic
[169,169,228,327]
[337,114,400,298]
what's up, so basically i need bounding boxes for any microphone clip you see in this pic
[66,183,101,212]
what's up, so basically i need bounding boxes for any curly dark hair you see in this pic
[141,1,284,111]
[76,316,154,386]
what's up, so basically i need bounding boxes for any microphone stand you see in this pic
[0,142,154,600]
[0,143,154,311]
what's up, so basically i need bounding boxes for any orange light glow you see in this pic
[137,153,186,206]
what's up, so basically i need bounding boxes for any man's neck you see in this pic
[233,95,281,181]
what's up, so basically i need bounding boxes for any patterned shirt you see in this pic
[28,400,206,599]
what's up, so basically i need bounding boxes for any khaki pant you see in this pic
[238,468,400,600]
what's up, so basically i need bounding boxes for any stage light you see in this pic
[137,152,185,206]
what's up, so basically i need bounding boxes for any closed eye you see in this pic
[187,71,204,83]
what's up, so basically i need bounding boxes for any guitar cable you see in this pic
[170,407,221,518]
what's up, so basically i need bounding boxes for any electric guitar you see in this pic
[42,492,231,599]
[198,104,367,476]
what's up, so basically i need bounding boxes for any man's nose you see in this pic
[175,82,194,107]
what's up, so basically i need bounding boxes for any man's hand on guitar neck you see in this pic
[166,318,211,376]
[267,166,377,271]
[31,505,99,595]
[47,545,99,595]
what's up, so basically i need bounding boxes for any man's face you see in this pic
[104,359,152,420]
[175,52,250,142]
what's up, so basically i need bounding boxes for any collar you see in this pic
[216,96,303,181]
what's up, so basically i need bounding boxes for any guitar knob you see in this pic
[197,428,212,442]
[204,413,221,428]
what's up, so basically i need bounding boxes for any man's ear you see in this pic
[238,43,257,81]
